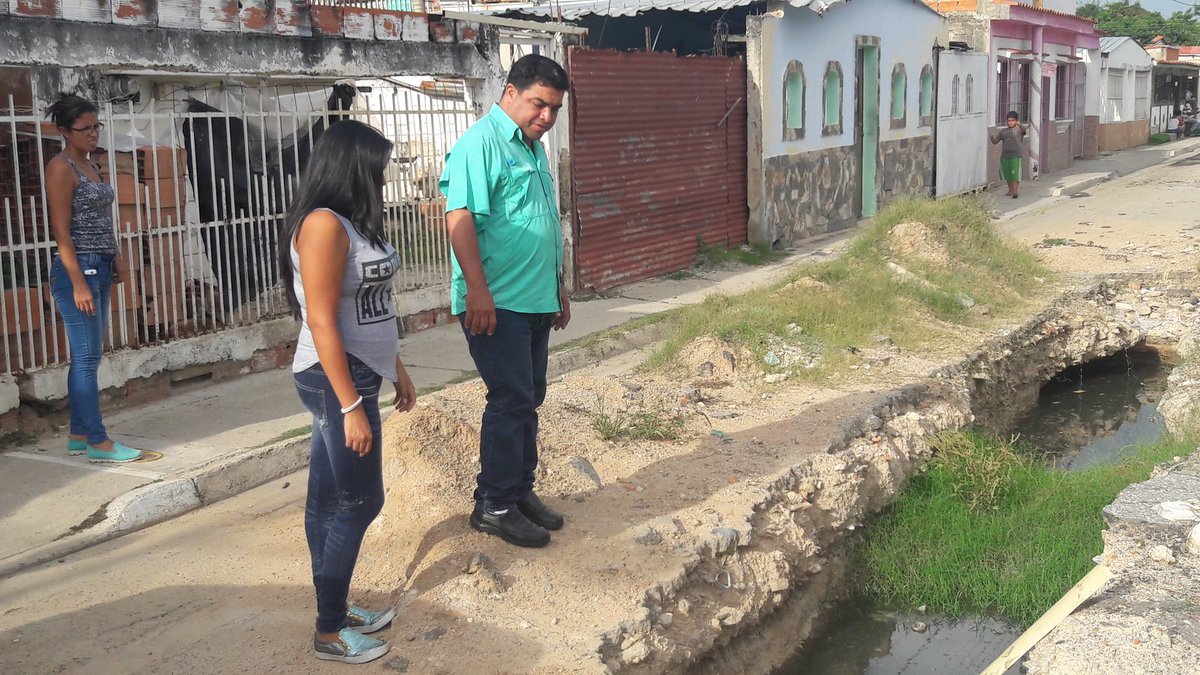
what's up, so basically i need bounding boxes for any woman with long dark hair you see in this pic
[279,119,416,665]
[45,94,142,463]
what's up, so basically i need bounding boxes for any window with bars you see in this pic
[996,57,1031,124]
[823,62,843,135]
[1107,70,1125,121]
[965,74,974,114]
[1054,64,1073,120]
[952,74,960,115]
[783,60,805,141]
[1135,71,1151,119]
[919,65,934,125]
[890,63,907,128]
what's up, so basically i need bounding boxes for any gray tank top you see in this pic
[291,208,400,381]
[65,156,117,255]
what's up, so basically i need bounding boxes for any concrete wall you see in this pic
[1098,119,1150,152]
[758,2,945,157]
[1,14,496,80]
[1100,40,1153,125]
[17,318,298,403]
[1084,114,1100,157]
[748,0,946,244]
[0,375,18,417]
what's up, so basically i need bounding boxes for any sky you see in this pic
[1105,0,1200,15]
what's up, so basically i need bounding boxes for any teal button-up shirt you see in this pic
[439,104,562,316]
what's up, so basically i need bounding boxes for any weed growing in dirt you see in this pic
[591,396,684,441]
[0,430,38,448]
[694,237,785,268]
[853,429,1195,627]
[646,195,1051,376]
[254,425,313,448]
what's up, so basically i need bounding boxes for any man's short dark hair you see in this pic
[506,54,570,93]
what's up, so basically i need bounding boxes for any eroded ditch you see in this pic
[773,346,1174,673]
[681,276,1199,675]
[356,275,1198,674]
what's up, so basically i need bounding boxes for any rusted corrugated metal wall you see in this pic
[569,49,748,291]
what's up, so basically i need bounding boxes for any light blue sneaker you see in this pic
[345,606,396,634]
[314,628,390,664]
[67,438,87,456]
[86,441,143,463]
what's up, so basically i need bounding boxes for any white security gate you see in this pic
[0,81,472,374]
[936,50,989,196]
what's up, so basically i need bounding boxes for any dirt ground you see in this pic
[2,165,1199,674]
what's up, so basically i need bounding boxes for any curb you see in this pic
[1049,171,1117,197]
[0,436,311,578]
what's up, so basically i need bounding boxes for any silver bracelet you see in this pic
[340,395,364,414]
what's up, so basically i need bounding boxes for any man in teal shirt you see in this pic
[440,55,571,548]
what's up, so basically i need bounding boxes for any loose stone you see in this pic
[1149,545,1176,565]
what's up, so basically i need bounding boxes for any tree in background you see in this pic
[1078,1,1200,45]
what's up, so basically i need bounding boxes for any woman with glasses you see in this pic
[45,94,142,463]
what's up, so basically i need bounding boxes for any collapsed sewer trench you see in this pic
[357,274,1200,674]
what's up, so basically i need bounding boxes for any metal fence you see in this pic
[0,80,473,374]
[310,0,430,11]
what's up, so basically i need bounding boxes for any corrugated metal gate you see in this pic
[568,49,747,291]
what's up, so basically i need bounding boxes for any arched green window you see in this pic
[823,61,843,135]
[891,63,907,128]
[784,60,805,141]
[919,64,934,124]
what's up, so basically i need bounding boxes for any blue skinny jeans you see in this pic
[48,252,113,445]
[293,355,385,634]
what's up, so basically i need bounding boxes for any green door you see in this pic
[858,44,880,218]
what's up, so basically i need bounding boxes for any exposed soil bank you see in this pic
[364,274,1198,673]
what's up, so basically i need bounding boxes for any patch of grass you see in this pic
[646,196,1051,375]
[0,430,38,448]
[550,311,675,355]
[591,396,684,441]
[854,429,1196,628]
[1039,237,1069,247]
[254,425,312,448]
[694,237,785,268]
[1149,133,1172,145]
[665,269,696,281]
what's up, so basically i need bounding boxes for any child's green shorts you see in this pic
[1000,157,1022,183]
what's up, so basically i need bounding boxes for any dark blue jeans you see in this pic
[294,355,385,634]
[460,309,554,509]
[48,252,113,445]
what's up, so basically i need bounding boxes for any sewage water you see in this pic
[773,605,1020,674]
[779,350,1169,673]
[1008,350,1170,471]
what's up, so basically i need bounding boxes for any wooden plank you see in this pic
[980,564,1114,675]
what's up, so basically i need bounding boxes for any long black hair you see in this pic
[278,119,393,318]
[46,94,98,131]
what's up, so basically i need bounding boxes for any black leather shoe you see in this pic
[470,504,550,548]
[516,492,564,531]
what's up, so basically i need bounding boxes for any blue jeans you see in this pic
[459,309,554,509]
[294,355,385,634]
[48,252,113,445]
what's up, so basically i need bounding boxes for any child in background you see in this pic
[991,111,1026,199]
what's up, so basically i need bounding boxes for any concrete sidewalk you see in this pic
[2,137,1196,578]
[994,137,1200,220]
